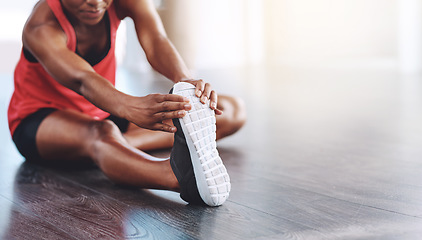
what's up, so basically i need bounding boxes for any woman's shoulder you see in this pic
[25,0,60,31]
[23,0,66,52]
[113,0,156,20]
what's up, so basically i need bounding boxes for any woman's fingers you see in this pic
[209,90,223,115]
[200,82,212,104]
[179,79,224,114]
[193,79,205,98]
[158,100,191,112]
[182,79,206,98]
[152,122,177,133]
[154,109,187,121]
[149,93,191,112]
[131,94,191,132]
[158,93,189,103]
[209,90,217,110]
[214,108,223,115]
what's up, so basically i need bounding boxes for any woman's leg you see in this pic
[35,109,179,191]
[123,123,174,151]
[123,94,247,150]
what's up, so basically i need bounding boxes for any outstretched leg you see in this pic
[35,109,179,191]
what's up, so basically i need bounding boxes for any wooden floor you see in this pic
[1,62,422,239]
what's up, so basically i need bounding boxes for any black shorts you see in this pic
[12,108,130,161]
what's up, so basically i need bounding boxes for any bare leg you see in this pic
[36,109,179,191]
[124,94,247,150]
[123,121,174,151]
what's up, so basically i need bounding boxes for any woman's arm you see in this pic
[116,0,192,82]
[117,0,222,114]
[23,1,189,132]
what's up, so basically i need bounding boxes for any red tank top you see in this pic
[7,0,121,136]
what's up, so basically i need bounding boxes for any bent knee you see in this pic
[221,96,247,126]
[87,119,127,165]
[231,96,247,128]
[88,120,124,153]
[88,119,124,143]
[217,96,247,138]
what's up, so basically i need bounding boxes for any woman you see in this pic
[8,0,245,206]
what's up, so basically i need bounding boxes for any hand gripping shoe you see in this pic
[170,82,231,206]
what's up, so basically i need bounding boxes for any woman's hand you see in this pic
[125,93,191,133]
[181,79,223,115]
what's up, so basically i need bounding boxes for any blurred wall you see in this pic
[157,0,264,70]
[398,0,422,74]
[263,0,398,63]
[1,0,421,74]
[154,0,401,70]
[0,1,36,73]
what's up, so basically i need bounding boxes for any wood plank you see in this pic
[0,195,77,240]
[219,111,422,217]
[227,174,422,238]
[1,162,196,240]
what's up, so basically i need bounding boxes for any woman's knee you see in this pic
[217,95,247,138]
[87,119,126,159]
[89,119,124,144]
[87,119,126,169]
[231,96,247,128]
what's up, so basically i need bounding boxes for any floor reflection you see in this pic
[122,190,219,239]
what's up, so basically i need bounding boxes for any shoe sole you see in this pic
[173,82,231,206]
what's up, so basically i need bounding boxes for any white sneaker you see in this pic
[170,82,230,206]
